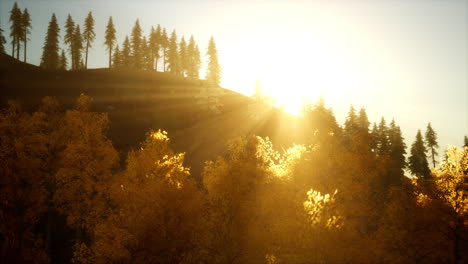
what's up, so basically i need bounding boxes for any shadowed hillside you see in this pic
[0,53,298,178]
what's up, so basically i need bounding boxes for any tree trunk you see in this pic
[12,39,15,57]
[431,148,436,168]
[109,47,112,68]
[85,42,89,69]
[23,39,27,63]
[155,58,158,72]
[16,40,20,60]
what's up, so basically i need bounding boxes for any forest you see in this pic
[1,2,468,264]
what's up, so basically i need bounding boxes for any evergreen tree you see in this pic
[112,44,121,69]
[0,23,6,53]
[370,122,378,153]
[104,16,116,68]
[377,117,389,155]
[121,36,131,68]
[408,130,431,179]
[150,25,162,71]
[388,119,406,182]
[21,8,31,63]
[167,30,180,75]
[64,15,75,69]
[130,19,142,69]
[425,122,439,168]
[71,25,83,70]
[357,108,370,134]
[179,36,187,76]
[464,136,468,148]
[40,14,60,69]
[141,36,151,70]
[344,105,358,139]
[59,49,68,70]
[83,12,95,69]
[9,2,23,59]
[206,36,221,85]
[193,44,201,78]
[161,28,168,71]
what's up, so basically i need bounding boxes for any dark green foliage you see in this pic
[21,8,31,62]
[0,23,6,53]
[425,122,439,168]
[206,36,221,85]
[121,36,131,68]
[9,2,23,59]
[40,14,60,70]
[71,25,83,70]
[130,19,142,69]
[104,17,117,68]
[376,117,390,155]
[408,130,431,179]
[59,49,67,70]
[83,12,96,69]
[64,14,75,69]
[388,119,406,183]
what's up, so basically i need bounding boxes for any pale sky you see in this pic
[1,0,467,159]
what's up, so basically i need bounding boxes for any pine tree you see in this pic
[121,36,131,68]
[388,119,406,182]
[408,130,431,179]
[104,16,116,68]
[9,2,23,59]
[344,105,358,139]
[21,8,31,63]
[130,19,142,69]
[150,25,162,71]
[83,12,95,69]
[0,23,6,53]
[377,117,389,155]
[59,49,68,70]
[370,123,378,153]
[40,14,60,69]
[179,36,187,76]
[464,136,468,148]
[112,44,121,69]
[357,108,370,134]
[167,30,180,75]
[72,25,83,70]
[161,28,168,71]
[425,122,439,168]
[193,44,201,78]
[141,36,151,70]
[64,15,76,69]
[206,36,221,85]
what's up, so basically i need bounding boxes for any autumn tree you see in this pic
[9,2,22,59]
[40,14,60,69]
[408,130,431,179]
[130,19,142,69]
[206,36,221,85]
[21,8,31,62]
[64,14,76,69]
[83,12,96,69]
[425,122,439,168]
[104,16,116,68]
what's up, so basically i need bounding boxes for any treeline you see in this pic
[2,2,221,85]
[1,95,467,264]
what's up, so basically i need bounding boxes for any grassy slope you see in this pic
[0,53,300,179]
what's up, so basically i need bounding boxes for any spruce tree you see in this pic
[377,117,389,155]
[121,36,131,68]
[167,30,180,75]
[59,49,68,70]
[150,25,162,71]
[40,14,60,69]
[357,108,370,134]
[206,36,221,85]
[370,123,378,153]
[130,19,142,69]
[72,25,83,70]
[179,36,187,76]
[388,119,406,181]
[424,122,439,168]
[161,28,168,71]
[104,16,116,68]
[408,130,431,179]
[193,44,201,78]
[344,105,358,138]
[21,8,31,63]
[464,136,468,148]
[0,23,6,53]
[83,12,95,69]
[64,15,76,69]
[9,2,23,59]
[112,44,121,69]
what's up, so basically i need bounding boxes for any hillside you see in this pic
[0,53,298,178]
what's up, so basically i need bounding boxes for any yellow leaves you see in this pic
[303,188,342,229]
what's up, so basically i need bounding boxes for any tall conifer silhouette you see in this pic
[0,23,6,53]
[40,14,60,69]
[21,8,31,62]
[83,12,96,69]
[408,130,431,179]
[104,16,116,68]
[72,25,83,70]
[206,36,221,85]
[425,123,439,168]
[64,15,76,69]
[130,19,142,69]
[9,2,23,59]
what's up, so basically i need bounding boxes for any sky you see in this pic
[1,0,467,160]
